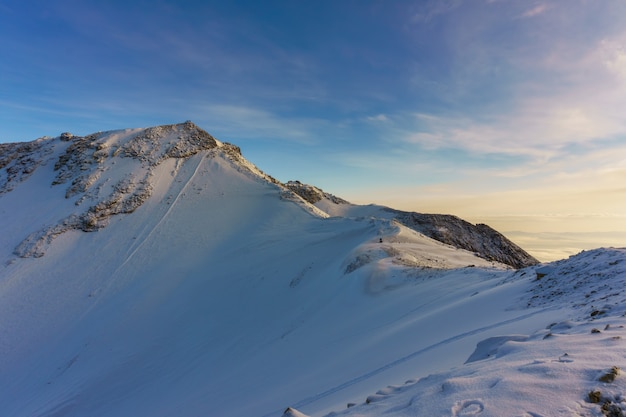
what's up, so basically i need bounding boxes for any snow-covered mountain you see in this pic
[0,122,624,417]
[284,181,537,269]
[1,121,534,267]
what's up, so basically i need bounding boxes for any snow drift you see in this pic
[0,122,624,417]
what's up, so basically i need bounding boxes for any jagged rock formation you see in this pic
[0,138,53,194]
[285,180,349,205]
[391,211,538,268]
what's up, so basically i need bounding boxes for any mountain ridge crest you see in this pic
[1,121,535,266]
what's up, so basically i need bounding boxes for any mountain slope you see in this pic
[313,247,626,417]
[0,122,623,417]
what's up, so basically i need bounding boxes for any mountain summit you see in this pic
[3,122,621,417]
[1,121,326,259]
[1,121,536,267]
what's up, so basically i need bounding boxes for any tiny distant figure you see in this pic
[379,238,383,243]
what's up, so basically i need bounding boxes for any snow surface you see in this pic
[316,248,626,417]
[0,125,625,417]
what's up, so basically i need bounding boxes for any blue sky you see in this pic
[1,0,626,258]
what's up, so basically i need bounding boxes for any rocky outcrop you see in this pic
[0,138,53,195]
[284,180,349,205]
[115,121,218,165]
[392,211,539,268]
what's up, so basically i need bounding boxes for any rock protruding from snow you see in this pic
[117,120,218,165]
[281,407,310,417]
[285,180,349,205]
[392,211,539,268]
[0,138,53,195]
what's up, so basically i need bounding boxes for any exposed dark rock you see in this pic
[589,390,603,403]
[599,366,620,383]
[118,121,218,165]
[0,139,53,194]
[285,180,349,205]
[391,211,539,268]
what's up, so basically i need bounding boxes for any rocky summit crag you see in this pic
[2,121,282,257]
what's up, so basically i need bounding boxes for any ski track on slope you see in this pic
[96,154,205,297]
[262,307,554,417]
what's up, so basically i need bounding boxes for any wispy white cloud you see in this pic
[520,4,549,19]
[398,24,626,159]
[366,114,390,123]
[404,101,625,157]
[600,37,626,83]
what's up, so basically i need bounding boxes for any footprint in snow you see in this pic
[452,399,484,416]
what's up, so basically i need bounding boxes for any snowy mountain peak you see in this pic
[2,121,325,258]
[1,121,218,197]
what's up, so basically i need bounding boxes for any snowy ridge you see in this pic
[285,181,539,268]
[525,248,626,319]
[0,122,624,417]
[392,211,539,269]
[342,219,506,279]
[287,181,538,269]
[302,248,626,417]
[2,121,326,258]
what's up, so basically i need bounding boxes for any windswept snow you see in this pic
[0,122,624,417]
[320,315,626,417]
[310,248,626,417]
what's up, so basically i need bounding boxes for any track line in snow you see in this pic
[87,154,206,303]
[119,154,204,267]
[263,307,554,417]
